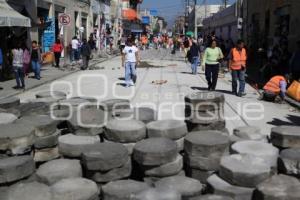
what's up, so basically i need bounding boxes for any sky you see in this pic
[141,0,236,27]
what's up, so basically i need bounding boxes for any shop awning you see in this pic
[0,0,31,27]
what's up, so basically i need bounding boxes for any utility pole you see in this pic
[194,0,197,38]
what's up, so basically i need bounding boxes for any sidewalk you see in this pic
[0,56,111,99]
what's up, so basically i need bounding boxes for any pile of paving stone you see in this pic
[185,92,226,132]
[1,92,300,200]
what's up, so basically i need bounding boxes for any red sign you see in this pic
[59,14,71,26]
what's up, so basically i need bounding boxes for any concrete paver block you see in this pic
[271,126,300,148]
[219,154,271,188]
[0,97,20,109]
[0,112,17,124]
[184,153,222,171]
[133,138,177,166]
[231,126,266,142]
[190,194,233,200]
[0,155,35,184]
[279,148,300,176]
[6,182,51,200]
[33,146,60,162]
[35,90,67,99]
[185,92,225,111]
[207,174,254,200]
[17,102,50,116]
[58,134,100,157]
[86,158,131,183]
[186,120,226,132]
[185,167,215,184]
[184,131,229,157]
[146,120,187,140]
[253,174,300,200]
[176,137,184,152]
[36,159,82,185]
[34,129,60,149]
[155,176,202,198]
[231,140,279,168]
[132,188,181,200]
[144,154,183,177]
[51,178,100,200]
[81,142,129,171]
[105,119,146,143]
[102,179,151,200]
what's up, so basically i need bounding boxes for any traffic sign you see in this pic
[59,13,71,26]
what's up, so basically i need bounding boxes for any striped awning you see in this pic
[0,0,31,27]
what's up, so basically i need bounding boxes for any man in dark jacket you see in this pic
[189,39,201,75]
[81,39,91,70]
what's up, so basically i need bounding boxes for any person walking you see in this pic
[201,40,224,91]
[52,39,63,68]
[80,39,91,70]
[189,39,201,75]
[228,40,247,97]
[122,39,139,87]
[71,36,79,62]
[12,43,25,89]
[31,41,42,80]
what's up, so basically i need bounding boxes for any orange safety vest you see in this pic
[263,75,286,94]
[230,48,247,70]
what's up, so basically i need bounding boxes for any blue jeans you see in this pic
[31,60,41,79]
[231,69,246,94]
[14,67,25,87]
[125,62,136,87]
[72,49,79,61]
[191,57,200,74]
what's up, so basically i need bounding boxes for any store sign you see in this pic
[142,16,150,25]
[59,14,71,26]
[150,9,158,16]
[43,17,55,52]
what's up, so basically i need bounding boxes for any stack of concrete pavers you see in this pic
[154,176,203,199]
[99,99,131,120]
[118,107,157,124]
[133,137,181,184]
[185,92,225,132]
[146,119,188,152]
[58,134,100,158]
[67,108,107,136]
[101,179,151,200]
[230,140,279,171]
[184,131,230,183]
[229,126,268,144]
[270,125,300,178]
[0,156,35,184]
[132,188,181,200]
[35,159,82,185]
[253,174,300,199]
[17,115,60,162]
[81,142,131,183]
[104,119,147,154]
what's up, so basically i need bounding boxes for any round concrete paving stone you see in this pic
[118,107,158,124]
[0,108,21,118]
[207,174,254,200]
[155,176,202,198]
[86,158,132,183]
[99,99,131,112]
[231,126,267,142]
[103,139,136,155]
[176,137,184,152]
[0,112,18,124]
[185,92,225,111]
[253,174,300,200]
[219,154,271,188]
[17,102,51,116]
[34,129,60,149]
[17,115,58,137]
[105,119,146,143]
[184,153,222,171]
[271,126,300,148]
[186,110,224,125]
[59,98,95,108]
[35,90,67,99]
[81,142,129,171]
[184,131,229,157]
[36,159,82,185]
[6,182,51,200]
[190,195,233,200]
[0,97,20,109]
[102,179,151,200]
[34,146,60,162]
[144,154,183,177]
[146,120,187,140]
[58,134,100,157]
[132,188,181,200]
[185,167,215,184]
[231,141,279,168]
[0,156,35,184]
[143,170,186,186]
[0,122,35,155]
[51,177,100,200]
[186,120,227,132]
[133,137,178,166]
[68,108,106,136]
[279,148,300,176]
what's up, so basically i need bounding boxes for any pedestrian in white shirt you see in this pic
[122,39,140,87]
[71,36,79,62]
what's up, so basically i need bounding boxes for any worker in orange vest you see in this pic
[262,75,287,102]
[228,40,247,97]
